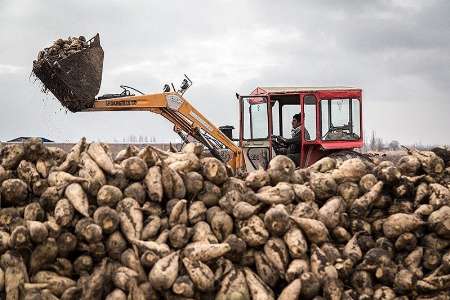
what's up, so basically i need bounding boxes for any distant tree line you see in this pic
[362,130,444,152]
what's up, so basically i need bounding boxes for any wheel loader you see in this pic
[33,34,365,173]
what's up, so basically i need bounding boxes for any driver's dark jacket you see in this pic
[285,129,310,154]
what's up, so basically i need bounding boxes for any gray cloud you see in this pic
[0,0,448,145]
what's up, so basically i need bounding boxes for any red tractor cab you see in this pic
[237,87,363,170]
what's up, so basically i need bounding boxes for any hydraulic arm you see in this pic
[83,92,245,171]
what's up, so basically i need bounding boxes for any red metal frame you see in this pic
[239,98,244,148]
[300,94,305,166]
[240,87,363,167]
[267,95,273,161]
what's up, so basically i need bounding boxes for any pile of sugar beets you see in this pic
[0,138,449,300]
[34,36,89,63]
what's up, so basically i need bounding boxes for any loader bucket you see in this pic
[33,34,104,112]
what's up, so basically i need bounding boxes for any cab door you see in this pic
[239,96,271,171]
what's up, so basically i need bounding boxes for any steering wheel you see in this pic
[272,135,288,155]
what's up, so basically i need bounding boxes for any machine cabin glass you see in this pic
[320,98,361,141]
[243,98,269,140]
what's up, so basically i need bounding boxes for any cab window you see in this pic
[320,98,361,140]
[281,105,300,138]
[243,99,268,139]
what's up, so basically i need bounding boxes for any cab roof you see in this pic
[251,86,360,95]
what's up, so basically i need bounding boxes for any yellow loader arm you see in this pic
[83,92,245,171]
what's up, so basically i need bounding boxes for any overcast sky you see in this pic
[0,0,449,145]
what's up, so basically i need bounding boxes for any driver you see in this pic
[277,113,310,165]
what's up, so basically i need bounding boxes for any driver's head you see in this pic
[292,113,301,129]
